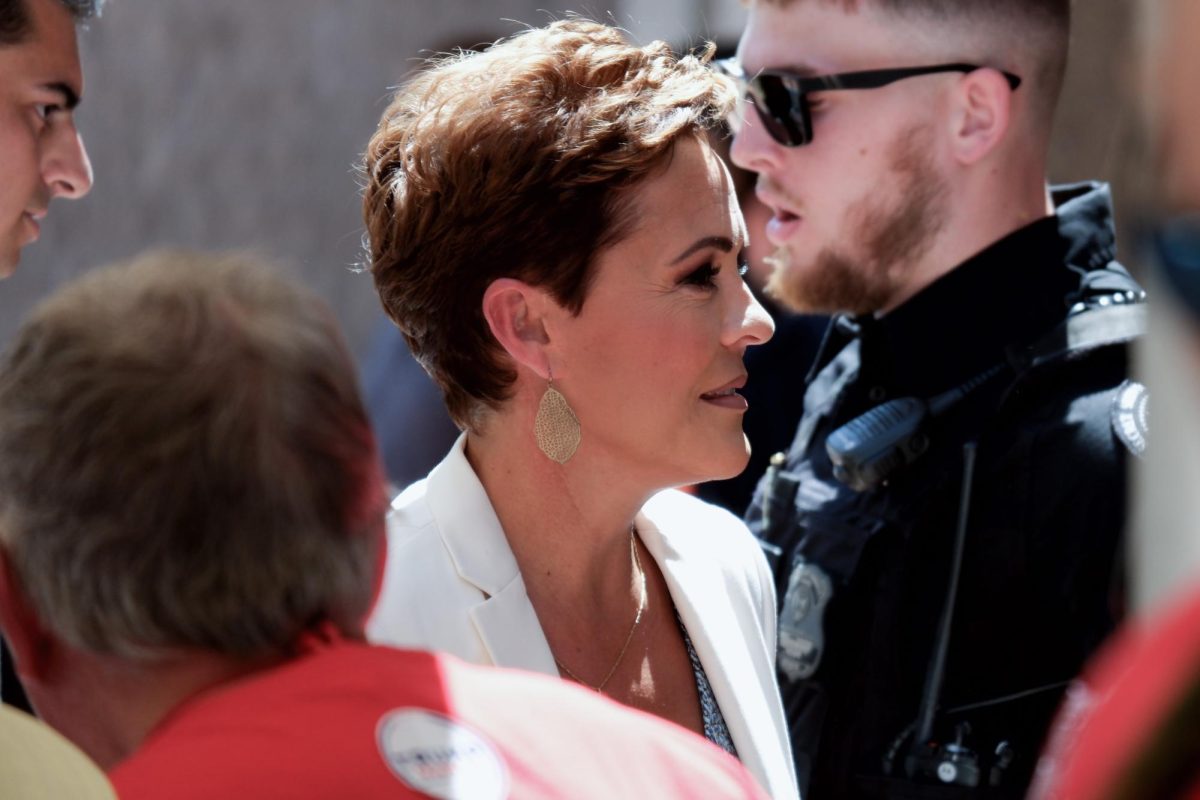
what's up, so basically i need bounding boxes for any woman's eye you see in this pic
[681,263,719,288]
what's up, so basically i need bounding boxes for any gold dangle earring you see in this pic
[534,369,580,464]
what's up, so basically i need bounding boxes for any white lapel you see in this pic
[424,434,557,675]
[637,492,795,799]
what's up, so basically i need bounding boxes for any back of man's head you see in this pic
[0,0,103,44]
[0,251,385,664]
[754,0,1071,134]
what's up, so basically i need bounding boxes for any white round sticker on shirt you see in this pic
[376,709,509,800]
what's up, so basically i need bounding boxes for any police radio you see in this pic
[825,366,1006,491]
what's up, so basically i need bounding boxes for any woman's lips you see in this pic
[700,388,749,410]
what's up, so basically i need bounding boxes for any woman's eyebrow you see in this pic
[670,236,735,264]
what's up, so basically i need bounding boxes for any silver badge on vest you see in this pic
[778,557,833,682]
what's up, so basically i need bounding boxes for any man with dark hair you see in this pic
[0,0,102,712]
[0,0,102,41]
[0,249,772,799]
[728,0,1144,797]
[0,0,98,278]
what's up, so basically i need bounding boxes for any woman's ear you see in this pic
[481,278,554,380]
[946,67,1014,165]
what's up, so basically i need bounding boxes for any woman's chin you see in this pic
[693,435,753,483]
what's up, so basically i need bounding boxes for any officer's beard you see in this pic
[765,123,949,317]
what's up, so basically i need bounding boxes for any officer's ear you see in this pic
[945,67,1014,165]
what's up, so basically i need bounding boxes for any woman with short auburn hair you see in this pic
[362,19,797,798]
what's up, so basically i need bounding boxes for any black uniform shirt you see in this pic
[750,182,1139,799]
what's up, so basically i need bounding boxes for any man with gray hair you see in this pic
[0,249,772,798]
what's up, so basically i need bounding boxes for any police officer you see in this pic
[726,1,1144,797]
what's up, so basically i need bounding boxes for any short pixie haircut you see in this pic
[363,19,736,430]
[0,251,386,661]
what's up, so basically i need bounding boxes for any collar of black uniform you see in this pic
[851,181,1117,398]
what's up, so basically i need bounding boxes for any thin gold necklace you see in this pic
[552,527,647,693]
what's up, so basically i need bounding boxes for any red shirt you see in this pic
[1031,582,1200,799]
[110,640,769,799]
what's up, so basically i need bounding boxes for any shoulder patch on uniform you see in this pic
[377,708,509,800]
[1111,380,1149,457]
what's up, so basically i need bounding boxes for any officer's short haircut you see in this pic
[0,0,104,45]
[0,251,387,662]
[752,0,1071,132]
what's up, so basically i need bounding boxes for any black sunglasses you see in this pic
[718,60,1022,147]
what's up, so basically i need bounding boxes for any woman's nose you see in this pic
[726,284,775,349]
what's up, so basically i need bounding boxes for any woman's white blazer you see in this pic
[367,435,799,800]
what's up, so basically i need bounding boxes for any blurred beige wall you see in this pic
[1050,0,1152,245]
[1126,0,1200,615]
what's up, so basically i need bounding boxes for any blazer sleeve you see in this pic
[753,537,779,659]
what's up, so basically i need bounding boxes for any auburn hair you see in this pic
[362,19,736,430]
